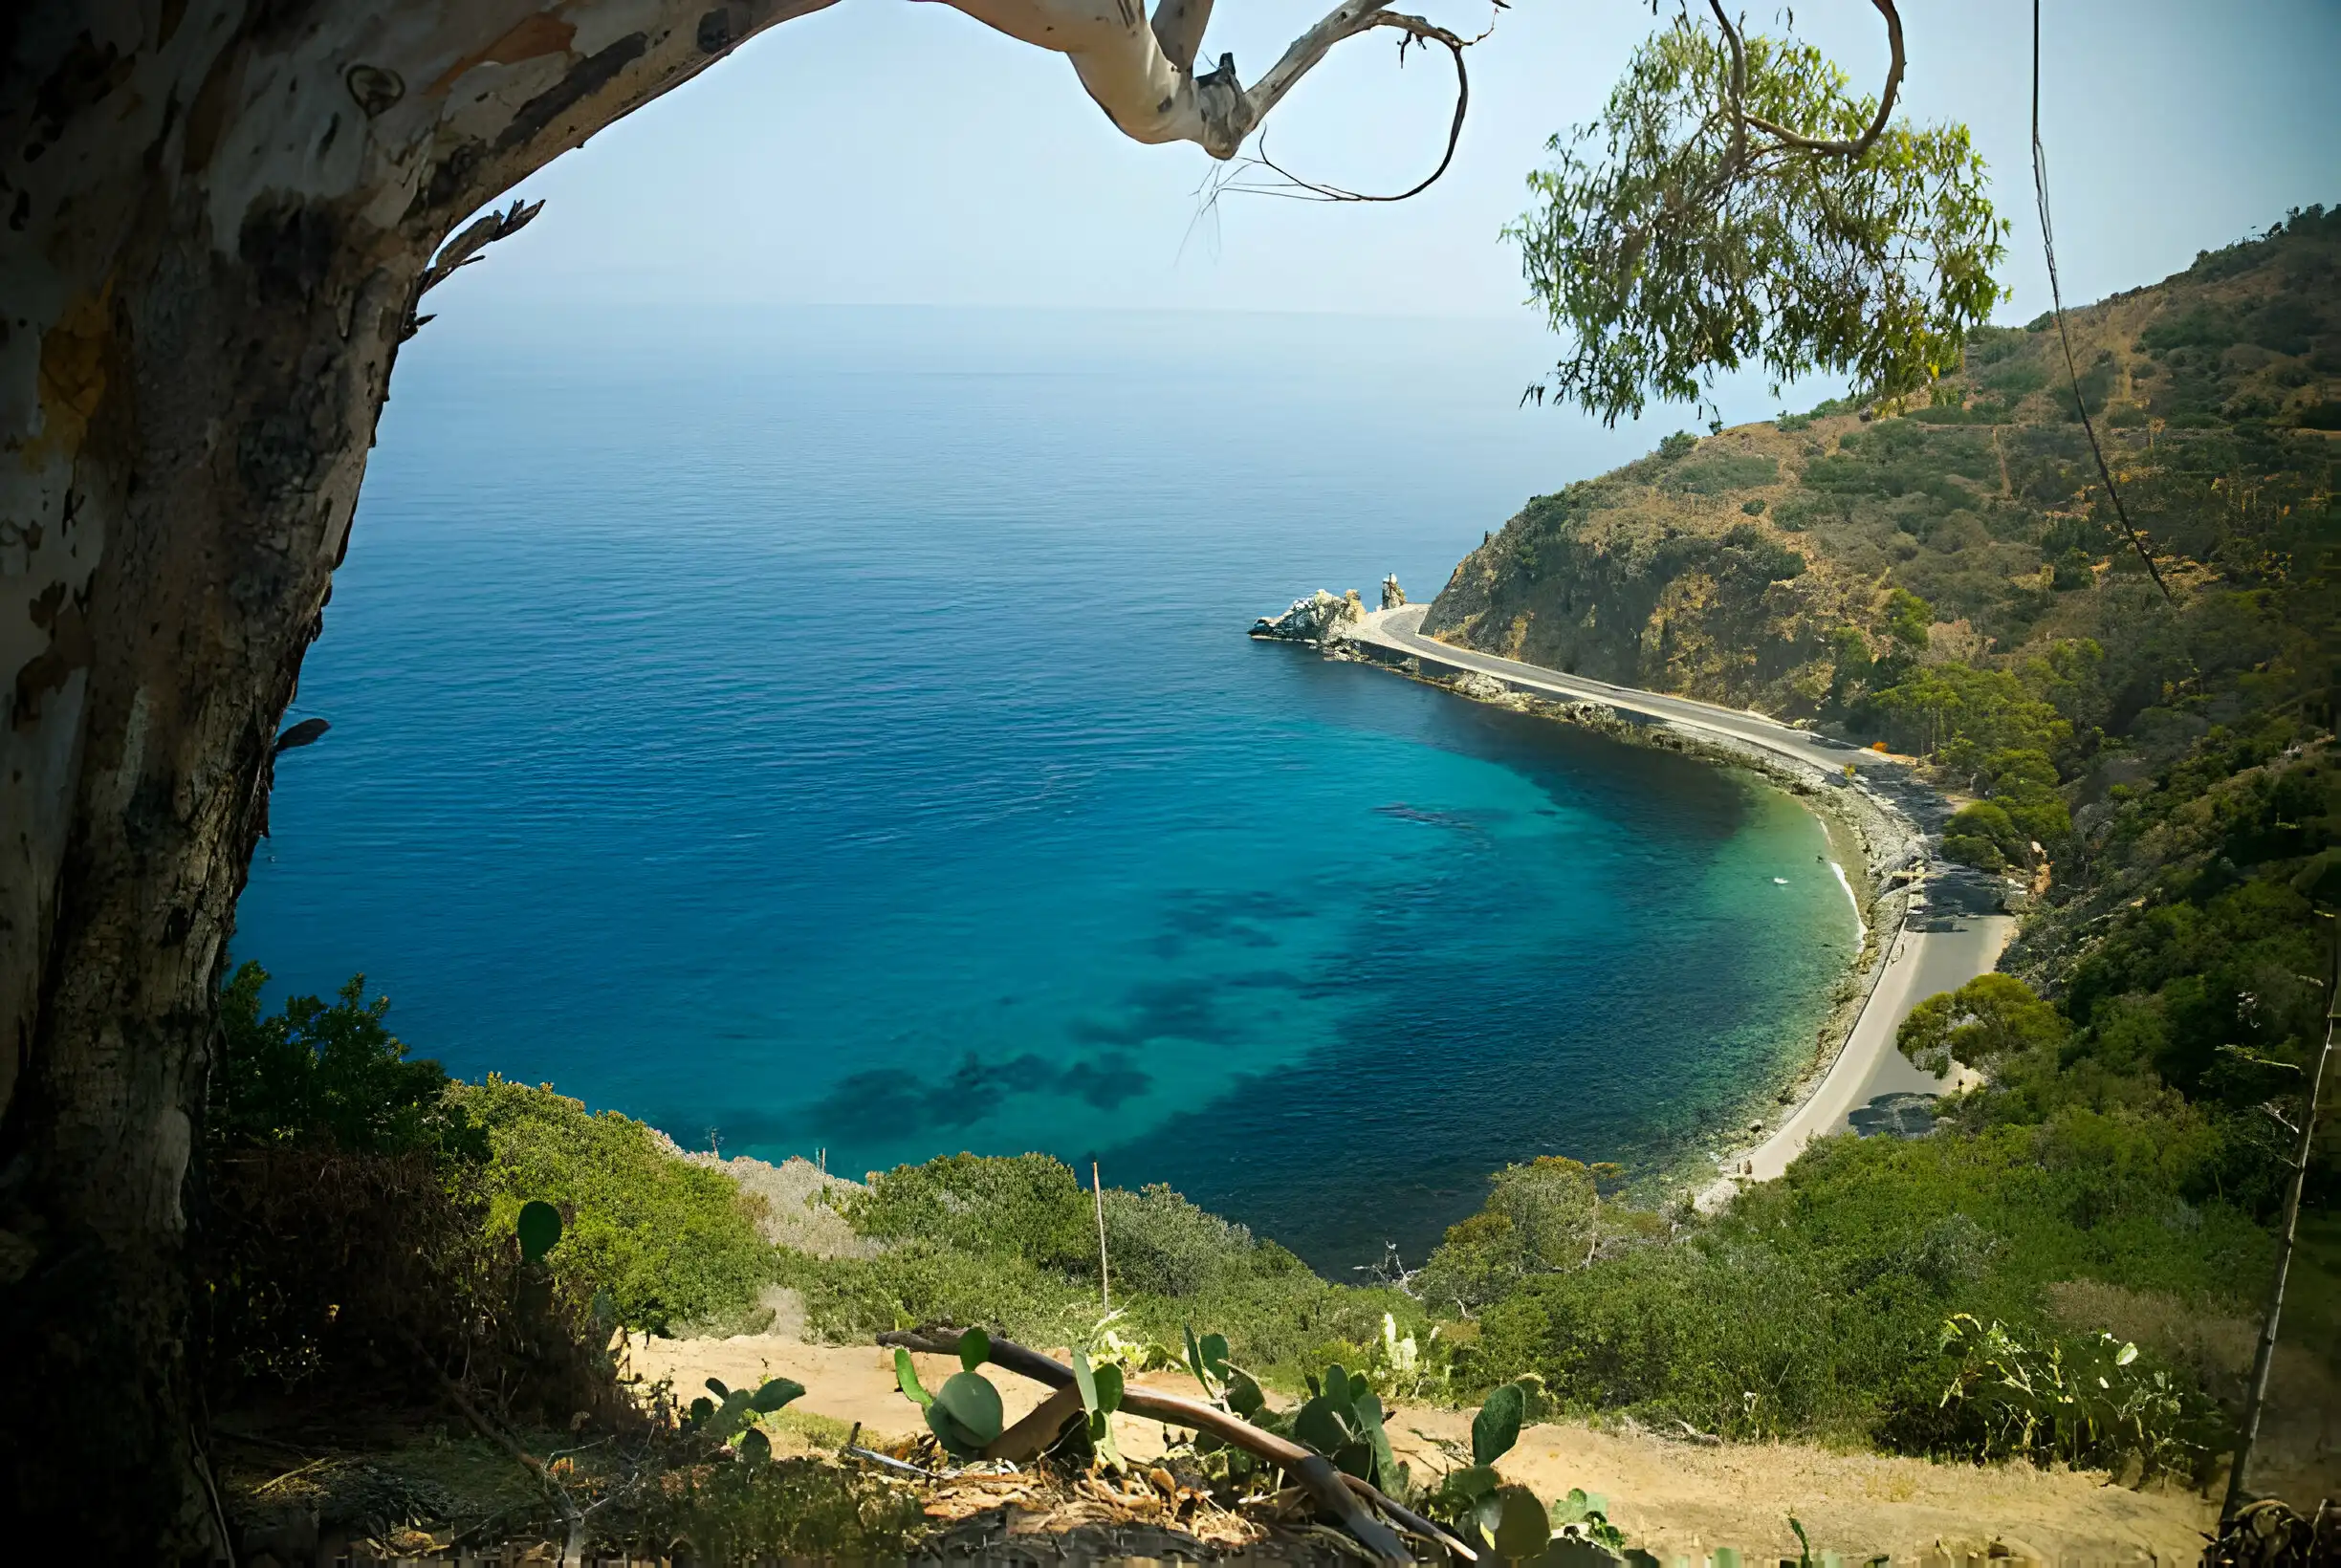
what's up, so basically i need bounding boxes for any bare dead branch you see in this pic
[1706,0,1749,174]
[1732,0,1905,158]
[404,1329,588,1559]
[404,198,545,342]
[1149,0,1214,74]
[986,1383,1085,1464]
[1248,13,1471,203]
[419,199,545,297]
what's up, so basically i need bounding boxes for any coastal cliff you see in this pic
[1424,207,2341,725]
[1424,434,1865,715]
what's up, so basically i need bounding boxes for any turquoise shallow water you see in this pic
[237,307,1856,1269]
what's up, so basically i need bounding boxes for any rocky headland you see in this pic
[1248,587,1367,645]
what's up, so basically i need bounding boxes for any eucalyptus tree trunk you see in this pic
[0,3,843,1549]
[0,0,1461,1550]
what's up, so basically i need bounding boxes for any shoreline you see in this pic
[1280,601,2005,1209]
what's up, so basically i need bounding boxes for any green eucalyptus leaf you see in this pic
[752,1377,805,1413]
[1508,19,2003,424]
[958,1327,991,1372]
[894,1346,932,1408]
[515,1200,562,1264]
[1473,1382,1526,1466]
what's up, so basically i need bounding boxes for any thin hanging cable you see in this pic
[2031,0,2173,603]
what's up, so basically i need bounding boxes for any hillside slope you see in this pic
[1408,207,2338,1500]
[1427,206,2338,730]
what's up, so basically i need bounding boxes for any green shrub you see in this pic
[1864,662,2070,771]
[1102,1183,1301,1297]
[2050,546,2093,589]
[1978,358,2047,398]
[216,962,480,1160]
[1941,832,2006,871]
[449,1077,778,1334]
[774,1238,1090,1348]
[1414,1158,1628,1316]
[785,1153,1418,1383]
[844,1152,1096,1273]
[1457,1117,2271,1454]
[1896,974,2067,1077]
[1942,801,2024,867]
[1936,1314,2221,1478]
[1665,451,1778,494]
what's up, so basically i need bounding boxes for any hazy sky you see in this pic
[439,1,2339,324]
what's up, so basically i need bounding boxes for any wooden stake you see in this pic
[2221,908,2337,1525]
[1092,1161,1111,1309]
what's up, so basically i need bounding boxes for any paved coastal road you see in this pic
[1342,604,2014,1206]
[1709,909,2013,1208]
[1360,605,1896,779]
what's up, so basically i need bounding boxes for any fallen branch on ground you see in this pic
[879,1328,1472,1563]
[409,1338,589,1565]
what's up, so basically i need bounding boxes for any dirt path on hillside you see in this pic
[628,1336,2218,1561]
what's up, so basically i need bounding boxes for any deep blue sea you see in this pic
[238,307,1856,1269]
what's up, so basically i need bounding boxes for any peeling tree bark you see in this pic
[0,0,1460,1552]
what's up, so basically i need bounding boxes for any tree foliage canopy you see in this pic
[1509,13,2005,423]
[215,961,477,1159]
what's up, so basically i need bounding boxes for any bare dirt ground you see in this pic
[628,1336,2222,1561]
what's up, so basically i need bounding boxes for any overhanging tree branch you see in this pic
[945,0,1486,186]
[1509,0,2002,422]
[1248,13,1474,203]
[1719,0,1905,158]
[1149,0,1214,75]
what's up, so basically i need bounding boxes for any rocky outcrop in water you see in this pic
[1251,588,1366,645]
[1449,670,1511,702]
